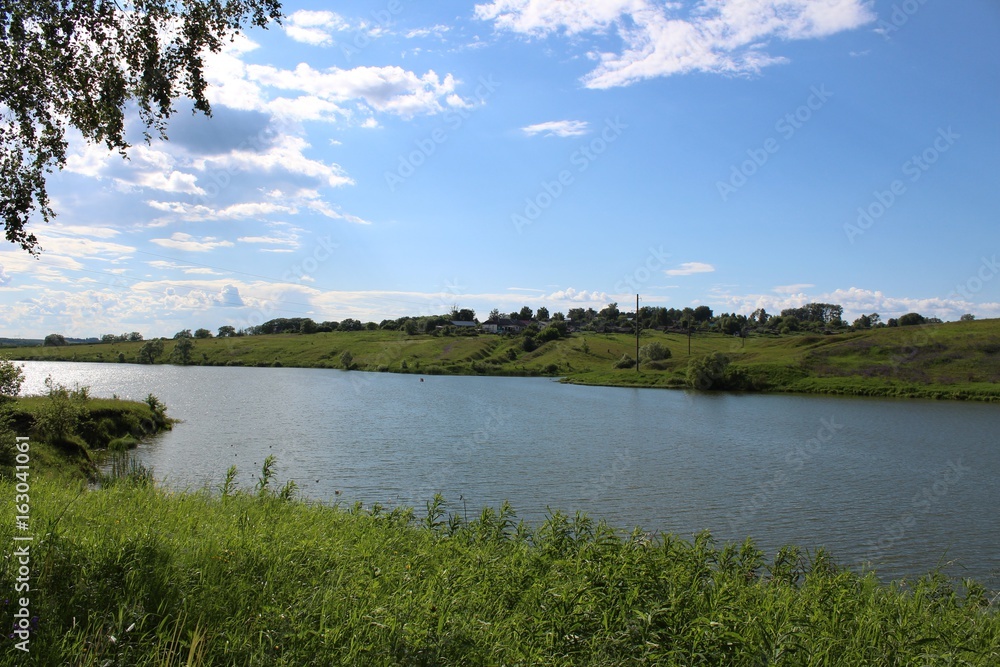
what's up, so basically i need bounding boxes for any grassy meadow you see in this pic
[9,317,1000,400]
[1,469,998,666]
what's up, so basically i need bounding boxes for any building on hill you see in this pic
[482,318,528,334]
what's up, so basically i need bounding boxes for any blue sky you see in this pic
[2,0,998,338]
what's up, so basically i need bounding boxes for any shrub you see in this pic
[686,352,729,390]
[614,354,636,369]
[640,341,671,361]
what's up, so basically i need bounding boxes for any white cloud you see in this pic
[127,170,206,196]
[150,233,235,253]
[522,120,590,137]
[194,134,354,188]
[49,225,121,239]
[246,63,466,119]
[284,10,349,46]
[476,0,875,88]
[406,25,451,39]
[665,262,715,276]
[773,283,815,294]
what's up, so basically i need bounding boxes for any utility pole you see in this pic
[635,294,640,372]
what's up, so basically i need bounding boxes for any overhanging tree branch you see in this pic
[0,0,283,255]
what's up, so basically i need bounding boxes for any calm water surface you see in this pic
[18,361,1000,586]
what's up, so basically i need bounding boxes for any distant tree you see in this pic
[339,350,354,369]
[170,337,193,365]
[173,329,192,339]
[137,339,164,364]
[300,319,319,334]
[338,319,362,332]
[517,306,533,321]
[451,308,476,322]
[567,307,587,323]
[488,308,501,322]
[898,312,926,327]
[960,313,976,322]
[600,303,620,321]
[128,332,144,342]
[693,305,714,323]
[852,314,873,329]
[43,334,66,347]
[101,334,118,344]
[365,322,378,331]
[194,328,213,339]
[404,320,418,335]
[551,311,565,321]
[217,326,237,338]
[536,306,550,321]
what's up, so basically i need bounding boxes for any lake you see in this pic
[17,361,1000,587]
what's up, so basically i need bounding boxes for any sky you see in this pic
[1,0,998,338]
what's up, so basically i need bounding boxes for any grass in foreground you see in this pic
[0,469,997,666]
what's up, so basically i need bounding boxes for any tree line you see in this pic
[39,302,977,350]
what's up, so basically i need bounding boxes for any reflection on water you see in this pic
[18,361,1000,586]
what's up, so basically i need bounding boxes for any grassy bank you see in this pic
[1,471,997,666]
[7,318,1000,400]
[2,390,172,480]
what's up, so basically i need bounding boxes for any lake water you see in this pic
[17,361,1000,587]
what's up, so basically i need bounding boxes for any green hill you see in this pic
[7,318,1000,400]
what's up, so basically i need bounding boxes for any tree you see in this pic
[194,328,213,339]
[174,329,192,339]
[600,303,620,321]
[451,308,476,322]
[960,313,976,322]
[536,306,550,321]
[1,0,283,254]
[518,306,533,321]
[0,359,24,404]
[171,337,193,365]
[898,312,926,327]
[488,308,501,323]
[128,332,144,342]
[217,325,237,338]
[43,333,66,346]
[339,350,354,369]
[693,305,714,323]
[137,339,164,364]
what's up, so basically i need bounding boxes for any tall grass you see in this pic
[1,470,997,665]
